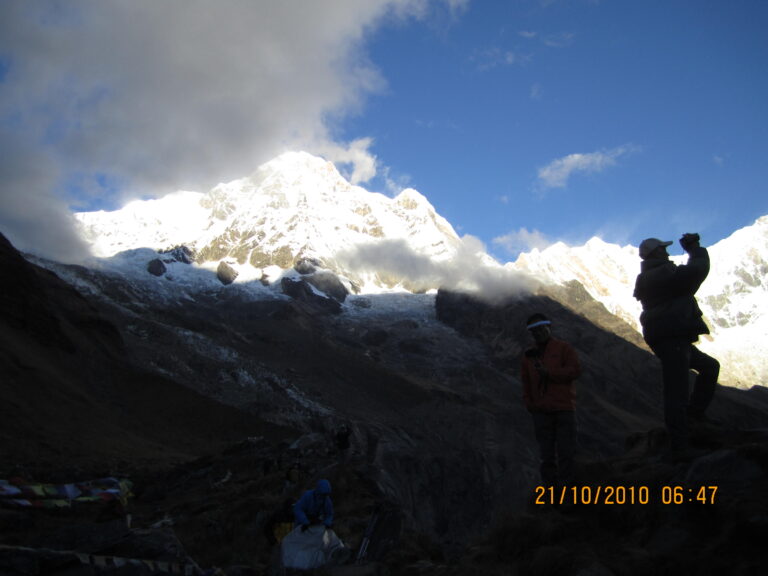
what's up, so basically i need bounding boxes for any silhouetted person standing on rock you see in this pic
[633,233,720,454]
[521,313,581,486]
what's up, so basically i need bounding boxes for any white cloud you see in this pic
[0,139,91,261]
[383,167,413,197]
[517,29,574,48]
[336,235,535,302]
[473,47,532,71]
[492,228,551,256]
[316,138,379,185]
[0,0,465,260]
[536,145,636,189]
[542,32,575,48]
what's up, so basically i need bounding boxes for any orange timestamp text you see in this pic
[534,485,718,505]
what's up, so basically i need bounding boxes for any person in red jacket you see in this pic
[521,313,582,485]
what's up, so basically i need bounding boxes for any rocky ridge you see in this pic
[3,231,768,574]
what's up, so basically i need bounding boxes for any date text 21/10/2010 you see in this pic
[534,485,718,505]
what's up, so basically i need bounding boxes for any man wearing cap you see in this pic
[633,233,720,453]
[521,313,581,485]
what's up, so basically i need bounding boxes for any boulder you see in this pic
[217,261,239,285]
[306,271,349,303]
[281,278,342,314]
[147,259,167,277]
[294,257,323,275]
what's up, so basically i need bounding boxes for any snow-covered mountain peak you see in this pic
[584,236,618,251]
[394,187,429,207]
[76,191,209,257]
[514,237,637,288]
[69,150,768,387]
[74,151,464,291]
[258,149,342,178]
[245,150,353,199]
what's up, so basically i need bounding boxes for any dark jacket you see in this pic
[521,337,581,412]
[293,488,334,528]
[633,246,710,345]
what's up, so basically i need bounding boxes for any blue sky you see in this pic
[347,1,768,259]
[1,0,766,262]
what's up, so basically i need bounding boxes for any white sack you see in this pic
[280,525,346,570]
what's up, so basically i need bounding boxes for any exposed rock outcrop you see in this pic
[147,258,167,277]
[435,287,768,456]
[280,277,342,314]
[305,271,349,303]
[160,245,196,264]
[0,231,283,472]
[216,261,239,285]
[294,257,322,275]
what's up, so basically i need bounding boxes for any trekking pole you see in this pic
[356,509,379,563]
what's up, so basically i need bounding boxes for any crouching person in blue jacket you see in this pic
[293,479,334,531]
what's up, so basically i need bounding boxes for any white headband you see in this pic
[527,320,551,330]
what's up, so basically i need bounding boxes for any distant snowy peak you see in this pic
[512,237,641,326]
[76,191,208,257]
[513,216,768,387]
[513,216,768,330]
[75,151,462,280]
[514,237,638,286]
[703,215,768,328]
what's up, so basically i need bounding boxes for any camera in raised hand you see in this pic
[679,233,700,252]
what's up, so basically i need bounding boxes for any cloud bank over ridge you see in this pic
[336,236,535,302]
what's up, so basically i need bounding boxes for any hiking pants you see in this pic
[532,410,575,485]
[650,339,719,450]
[688,346,719,417]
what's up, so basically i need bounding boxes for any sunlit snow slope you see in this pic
[74,151,766,388]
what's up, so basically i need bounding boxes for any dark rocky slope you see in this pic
[0,232,291,474]
[2,232,768,575]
